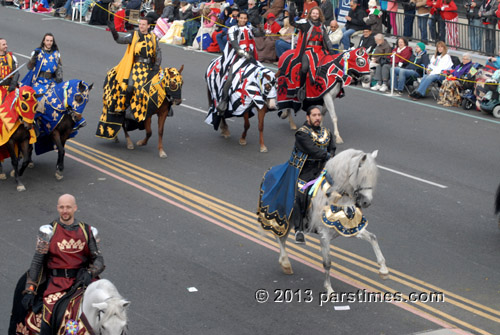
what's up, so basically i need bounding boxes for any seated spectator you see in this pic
[89,0,112,25]
[255,13,282,62]
[275,17,295,59]
[126,0,141,10]
[364,0,383,34]
[391,42,430,95]
[372,37,412,92]
[180,2,199,46]
[216,7,239,52]
[162,0,176,21]
[357,28,376,53]
[191,7,217,49]
[247,0,261,27]
[327,20,343,52]
[410,41,454,100]
[341,0,368,50]
[369,33,391,71]
[263,0,285,21]
[276,6,289,26]
[436,53,473,105]
[487,49,500,69]
[301,0,319,18]
[320,0,334,23]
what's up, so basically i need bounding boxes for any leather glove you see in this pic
[244,51,251,60]
[76,268,92,286]
[21,292,35,311]
[152,64,160,73]
[107,20,119,40]
[8,83,16,92]
[237,49,245,57]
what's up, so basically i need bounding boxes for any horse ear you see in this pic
[88,83,94,91]
[78,81,85,93]
[178,65,184,74]
[263,73,271,80]
[121,299,131,308]
[92,302,108,312]
[371,150,378,159]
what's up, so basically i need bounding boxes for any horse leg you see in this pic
[239,112,250,146]
[288,110,297,130]
[257,107,267,153]
[52,131,65,180]
[27,144,34,169]
[0,162,5,180]
[277,229,293,275]
[122,127,134,150]
[319,234,335,295]
[323,89,344,144]
[156,106,169,158]
[220,118,230,138]
[136,117,152,147]
[7,142,24,191]
[17,140,30,177]
[356,229,389,279]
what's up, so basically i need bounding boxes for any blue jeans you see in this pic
[469,19,482,51]
[392,68,419,91]
[428,15,437,40]
[416,74,444,96]
[403,10,415,37]
[216,31,228,52]
[275,39,291,58]
[341,28,356,50]
[417,16,428,41]
[437,18,446,42]
[484,23,496,55]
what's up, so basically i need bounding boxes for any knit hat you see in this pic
[416,42,426,51]
[368,0,377,7]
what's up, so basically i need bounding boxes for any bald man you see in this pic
[21,194,105,335]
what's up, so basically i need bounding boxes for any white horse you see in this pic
[82,279,130,335]
[276,149,389,295]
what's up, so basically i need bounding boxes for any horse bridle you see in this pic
[95,306,128,335]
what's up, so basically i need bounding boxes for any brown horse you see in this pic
[121,66,184,158]
[34,80,92,180]
[0,86,39,191]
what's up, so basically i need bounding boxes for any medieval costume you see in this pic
[21,48,63,96]
[213,21,258,115]
[15,220,104,335]
[96,25,162,139]
[0,51,18,101]
[258,120,336,240]
[277,5,336,110]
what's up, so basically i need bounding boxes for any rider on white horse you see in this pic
[257,106,336,243]
[216,11,259,114]
[20,194,105,335]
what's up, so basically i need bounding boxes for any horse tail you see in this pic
[495,183,500,215]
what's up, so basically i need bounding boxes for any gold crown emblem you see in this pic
[57,239,86,253]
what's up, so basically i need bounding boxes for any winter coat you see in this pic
[345,6,369,30]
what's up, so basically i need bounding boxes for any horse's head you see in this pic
[9,86,39,126]
[92,298,130,335]
[325,149,379,208]
[164,65,184,105]
[342,48,371,82]
[55,80,92,118]
[257,68,277,110]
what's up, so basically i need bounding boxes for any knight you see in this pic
[17,194,105,335]
[0,38,19,101]
[216,11,259,114]
[288,3,335,101]
[258,106,336,244]
[106,16,162,120]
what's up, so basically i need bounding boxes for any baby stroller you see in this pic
[460,63,482,110]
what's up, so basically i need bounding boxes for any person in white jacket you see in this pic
[410,41,453,99]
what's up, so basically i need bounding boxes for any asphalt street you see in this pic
[0,7,499,335]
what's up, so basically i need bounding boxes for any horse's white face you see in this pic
[349,150,378,208]
[92,300,130,335]
[260,71,278,110]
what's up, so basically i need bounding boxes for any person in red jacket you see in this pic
[440,0,458,47]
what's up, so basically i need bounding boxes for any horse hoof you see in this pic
[113,137,120,143]
[279,110,289,119]
[28,162,35,169]
[260,146,268,153]
[0,173,6,180]
[55,171,64,180]
[159,151,167,159]
[239,139,247,146]
[17,185,26,192]
[335,136,344,144]
[127,144,134,150]
[379,271,390,280]
[280,264,294,275]
[10,170,15,177]
[290,124,297,130]
[136,140,146,147]
[220,129,230,138]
